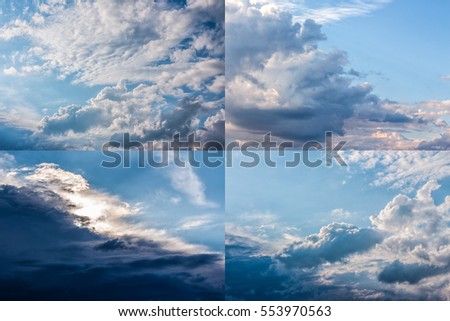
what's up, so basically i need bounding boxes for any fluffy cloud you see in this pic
[0,0,224,149]
[226,3,373,142]
[371,181,450,269]
[276,222,382,268]
[0,82,224,149]
[225,1,449,149]
[226,177,450,299]
[36,82,224,148]
[344,151,450,192]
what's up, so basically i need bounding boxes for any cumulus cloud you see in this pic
[276,222,382,268]
[0,82,225,149]
[226,3,374,142]
[226,174,450,299]
[225,1,449,149]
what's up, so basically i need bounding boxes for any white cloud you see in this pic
[225,1,449,149]
[27,82,223,149]
[229,0,392,24]
[3,66,19,75]
[267,179,450,299]
[168,164,217,208]
[331,208,353,218]
[177,215,216,231]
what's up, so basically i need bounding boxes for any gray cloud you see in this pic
[378,260,446,284]
[276,222,382,268]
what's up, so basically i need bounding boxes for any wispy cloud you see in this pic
[294,0,393,24]
[168,164,218,208]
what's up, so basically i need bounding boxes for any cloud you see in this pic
[378,260,446,284]
[418,133,450,150]
[177,215,215,231]
[225,2,449,149]
[167,164,217,208]
[0,0,224,150]
[37,83,217,147]
[276,222,382,268]
[1,0,224,87]
[0,82,225,149]
[344,151,450,192]
[293,0,393,24]
[319,181,450,298]
[331,208,353,218]
[371,181,450,266]
[226,173,450,299]
[226,2,394,143]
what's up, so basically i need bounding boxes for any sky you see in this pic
[226,0,450,149]
[226,151,450,300]
[0,151,224,300]
[0,0,224,149]
[1,0,450,302]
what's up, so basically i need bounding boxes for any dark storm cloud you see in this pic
[378,260,447,284]
[0,184,223,300]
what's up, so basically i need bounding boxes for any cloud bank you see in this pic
[0,153,223,299]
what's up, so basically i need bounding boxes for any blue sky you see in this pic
[321,0,450,103]
[0,0,224,149]
[226,151,450,300]
[0,150,224,299]
[227,152,396,235]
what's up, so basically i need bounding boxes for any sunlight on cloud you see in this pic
[0,156,212,254]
